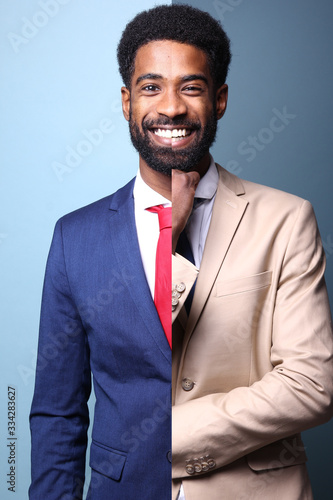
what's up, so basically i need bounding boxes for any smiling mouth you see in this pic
[151,128,193,143]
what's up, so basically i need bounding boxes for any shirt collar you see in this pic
[133,169,171,209]
[133,155,217,207]
[194,155,218,201]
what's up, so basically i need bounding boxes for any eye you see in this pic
[142,84,160,92]
[182,85,203,95]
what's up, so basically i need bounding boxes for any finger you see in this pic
[172,170,200,190]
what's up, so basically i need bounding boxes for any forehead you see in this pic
[132,40,212,84]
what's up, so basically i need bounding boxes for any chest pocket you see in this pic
[215,270,272,297]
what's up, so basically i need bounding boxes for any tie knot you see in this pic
[147,205,171,230]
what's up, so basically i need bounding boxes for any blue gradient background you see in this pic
[1,0,332,498]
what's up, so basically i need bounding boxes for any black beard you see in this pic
[128,111,218,176]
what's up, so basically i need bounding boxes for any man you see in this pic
[29,5,333,500]
[166,5,333,500]
[29,6,183,500]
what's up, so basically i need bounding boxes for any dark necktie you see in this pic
[176,230,196,315]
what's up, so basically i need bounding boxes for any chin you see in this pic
[129,119,216,176]
[146,156,200,177]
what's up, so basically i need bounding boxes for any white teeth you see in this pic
[154,128,190,138]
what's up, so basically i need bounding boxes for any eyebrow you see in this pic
[180,74,209,85]
[135,73,209,86]
[136,73,162,85]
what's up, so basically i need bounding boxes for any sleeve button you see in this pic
[185,464,195,475]
[207,458,216,469]
[182,378,194,391]
[193,462,202,473]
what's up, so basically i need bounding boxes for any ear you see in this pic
[216,84,228,120]
[121,86,131,121]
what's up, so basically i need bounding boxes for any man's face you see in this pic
[121,40,227,176]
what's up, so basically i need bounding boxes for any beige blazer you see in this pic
[172,164,333,500]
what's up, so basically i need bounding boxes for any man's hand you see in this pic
[172,170,200,254]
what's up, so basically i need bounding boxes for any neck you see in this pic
[138,152,211,200]
[192,152,211,178]
[139,158,171,200]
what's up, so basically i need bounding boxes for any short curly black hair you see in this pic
[117,4,231,89]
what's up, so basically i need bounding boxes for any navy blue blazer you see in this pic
[29,178,172,499]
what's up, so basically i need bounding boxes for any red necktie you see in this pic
[147,205,172,348]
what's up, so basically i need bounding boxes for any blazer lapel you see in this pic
[108,179,171,364]
[185,165,249,338]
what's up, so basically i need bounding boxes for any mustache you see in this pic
[142,118,201,131]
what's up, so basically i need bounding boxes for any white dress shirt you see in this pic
[133,155,218,290]
[133,159,219,500]
[133,169,171,298]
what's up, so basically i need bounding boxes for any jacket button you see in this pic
[175,282,186,293]
[182,378,194,391]
[167,451,172,463]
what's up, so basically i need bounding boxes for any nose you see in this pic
[156,89,187,119]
